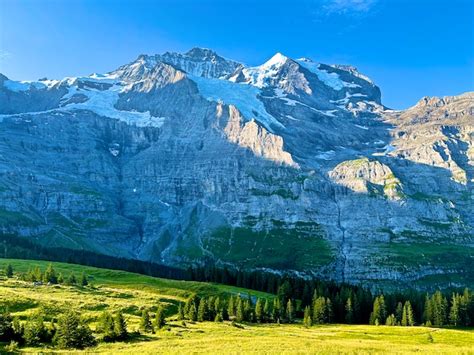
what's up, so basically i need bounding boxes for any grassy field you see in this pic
[0,258,473,354]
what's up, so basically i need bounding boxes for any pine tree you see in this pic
[198,298,208,322]
[43,263,57,284]
[255,299,264,323]
[154,305,166,330]
[5,264,13,278]
[113,312,128,340]
[96,311,115,341]
[53,310,95,349]
[370,296,386,325]
[303,306,312,327]
[312,297,327,324]
[214,297,221,318]
[395,302,403,325]
[243,297,253,322]
[401,301,414,326]
[263,299,271,323]
[80,272,88,287]
[432,291,448,326]
[326,298,333,323]
[33,267,43,283]
[286,299,294,323]
[23,311,46,346]
[236,297,244,322]
[188,303,197,321]
[277,280,292,306]
[177,303,185,321]
[228,296,235,318]
[449,294,460,326]
[345,297,354,324]
[57,273,64,284]
[423,294,433,325]
[139,310,153,333]
[385,314,396,326]
[272,298,281,323]
[67,273,77,285]
[214,312,223,322]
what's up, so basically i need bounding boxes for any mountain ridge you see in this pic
[0,48,472,290]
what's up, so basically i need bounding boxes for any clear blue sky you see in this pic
[0,0,473,109]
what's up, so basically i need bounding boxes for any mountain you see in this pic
[0,48,472,289]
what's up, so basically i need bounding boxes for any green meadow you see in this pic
[0,258,472,354]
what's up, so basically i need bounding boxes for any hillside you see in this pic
[0,259,472,354]
[0,48,473,289]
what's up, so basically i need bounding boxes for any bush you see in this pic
[4,340,19,352]
[0,309,13,341]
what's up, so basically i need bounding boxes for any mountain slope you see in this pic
[0,48,472,289]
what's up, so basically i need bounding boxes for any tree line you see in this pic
[1,262,473,351]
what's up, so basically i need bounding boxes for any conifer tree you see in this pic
[272,298,281,322]
[326,298,333,323]
[423,294,433,325]
[385,314,396,326]
[23,311,46,346]
[43,263,57,284]
[188,303,197,321]
[228,296,235,318]
[57,273,64,284]
[113,312,128,340]
[395,302,403,325]
[177,303,185,321]
[255,299,264,323]
[236,297,244,322]
[214,312,223,322]
[96,311,115,341]
[345,297,354,324]
[214,297,221,318]
[277,280,292,306]
[67,273,77,285]
[313,297,327,324]
[449,294,460,326]
[263,299,271,323]
[303,306,312,327]
[370,296,386,325]
[243,297,253,322]
[80,272,88,287]
[154,304,166,330]
[401,301,414,326]
[198,298,208,322]
[5,264,13,278]
[54,310,95,349]
[139,310,153,333]
[286,299,294,323]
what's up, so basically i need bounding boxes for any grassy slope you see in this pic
[0,258,473,354]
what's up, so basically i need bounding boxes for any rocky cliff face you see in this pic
[0,48,472,289]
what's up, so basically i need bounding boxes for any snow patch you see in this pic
[297,60,360,91]
[61,84,166,127]
[191,75,284,131]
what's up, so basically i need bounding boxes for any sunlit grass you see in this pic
[0,258,472,354]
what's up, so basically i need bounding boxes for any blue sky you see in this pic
[0,0,473,109]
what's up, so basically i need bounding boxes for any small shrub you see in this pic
[5,340,19,352]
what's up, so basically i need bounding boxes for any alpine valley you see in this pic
[0,48,473,290]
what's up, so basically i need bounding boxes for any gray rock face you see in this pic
[0,49,472,290]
